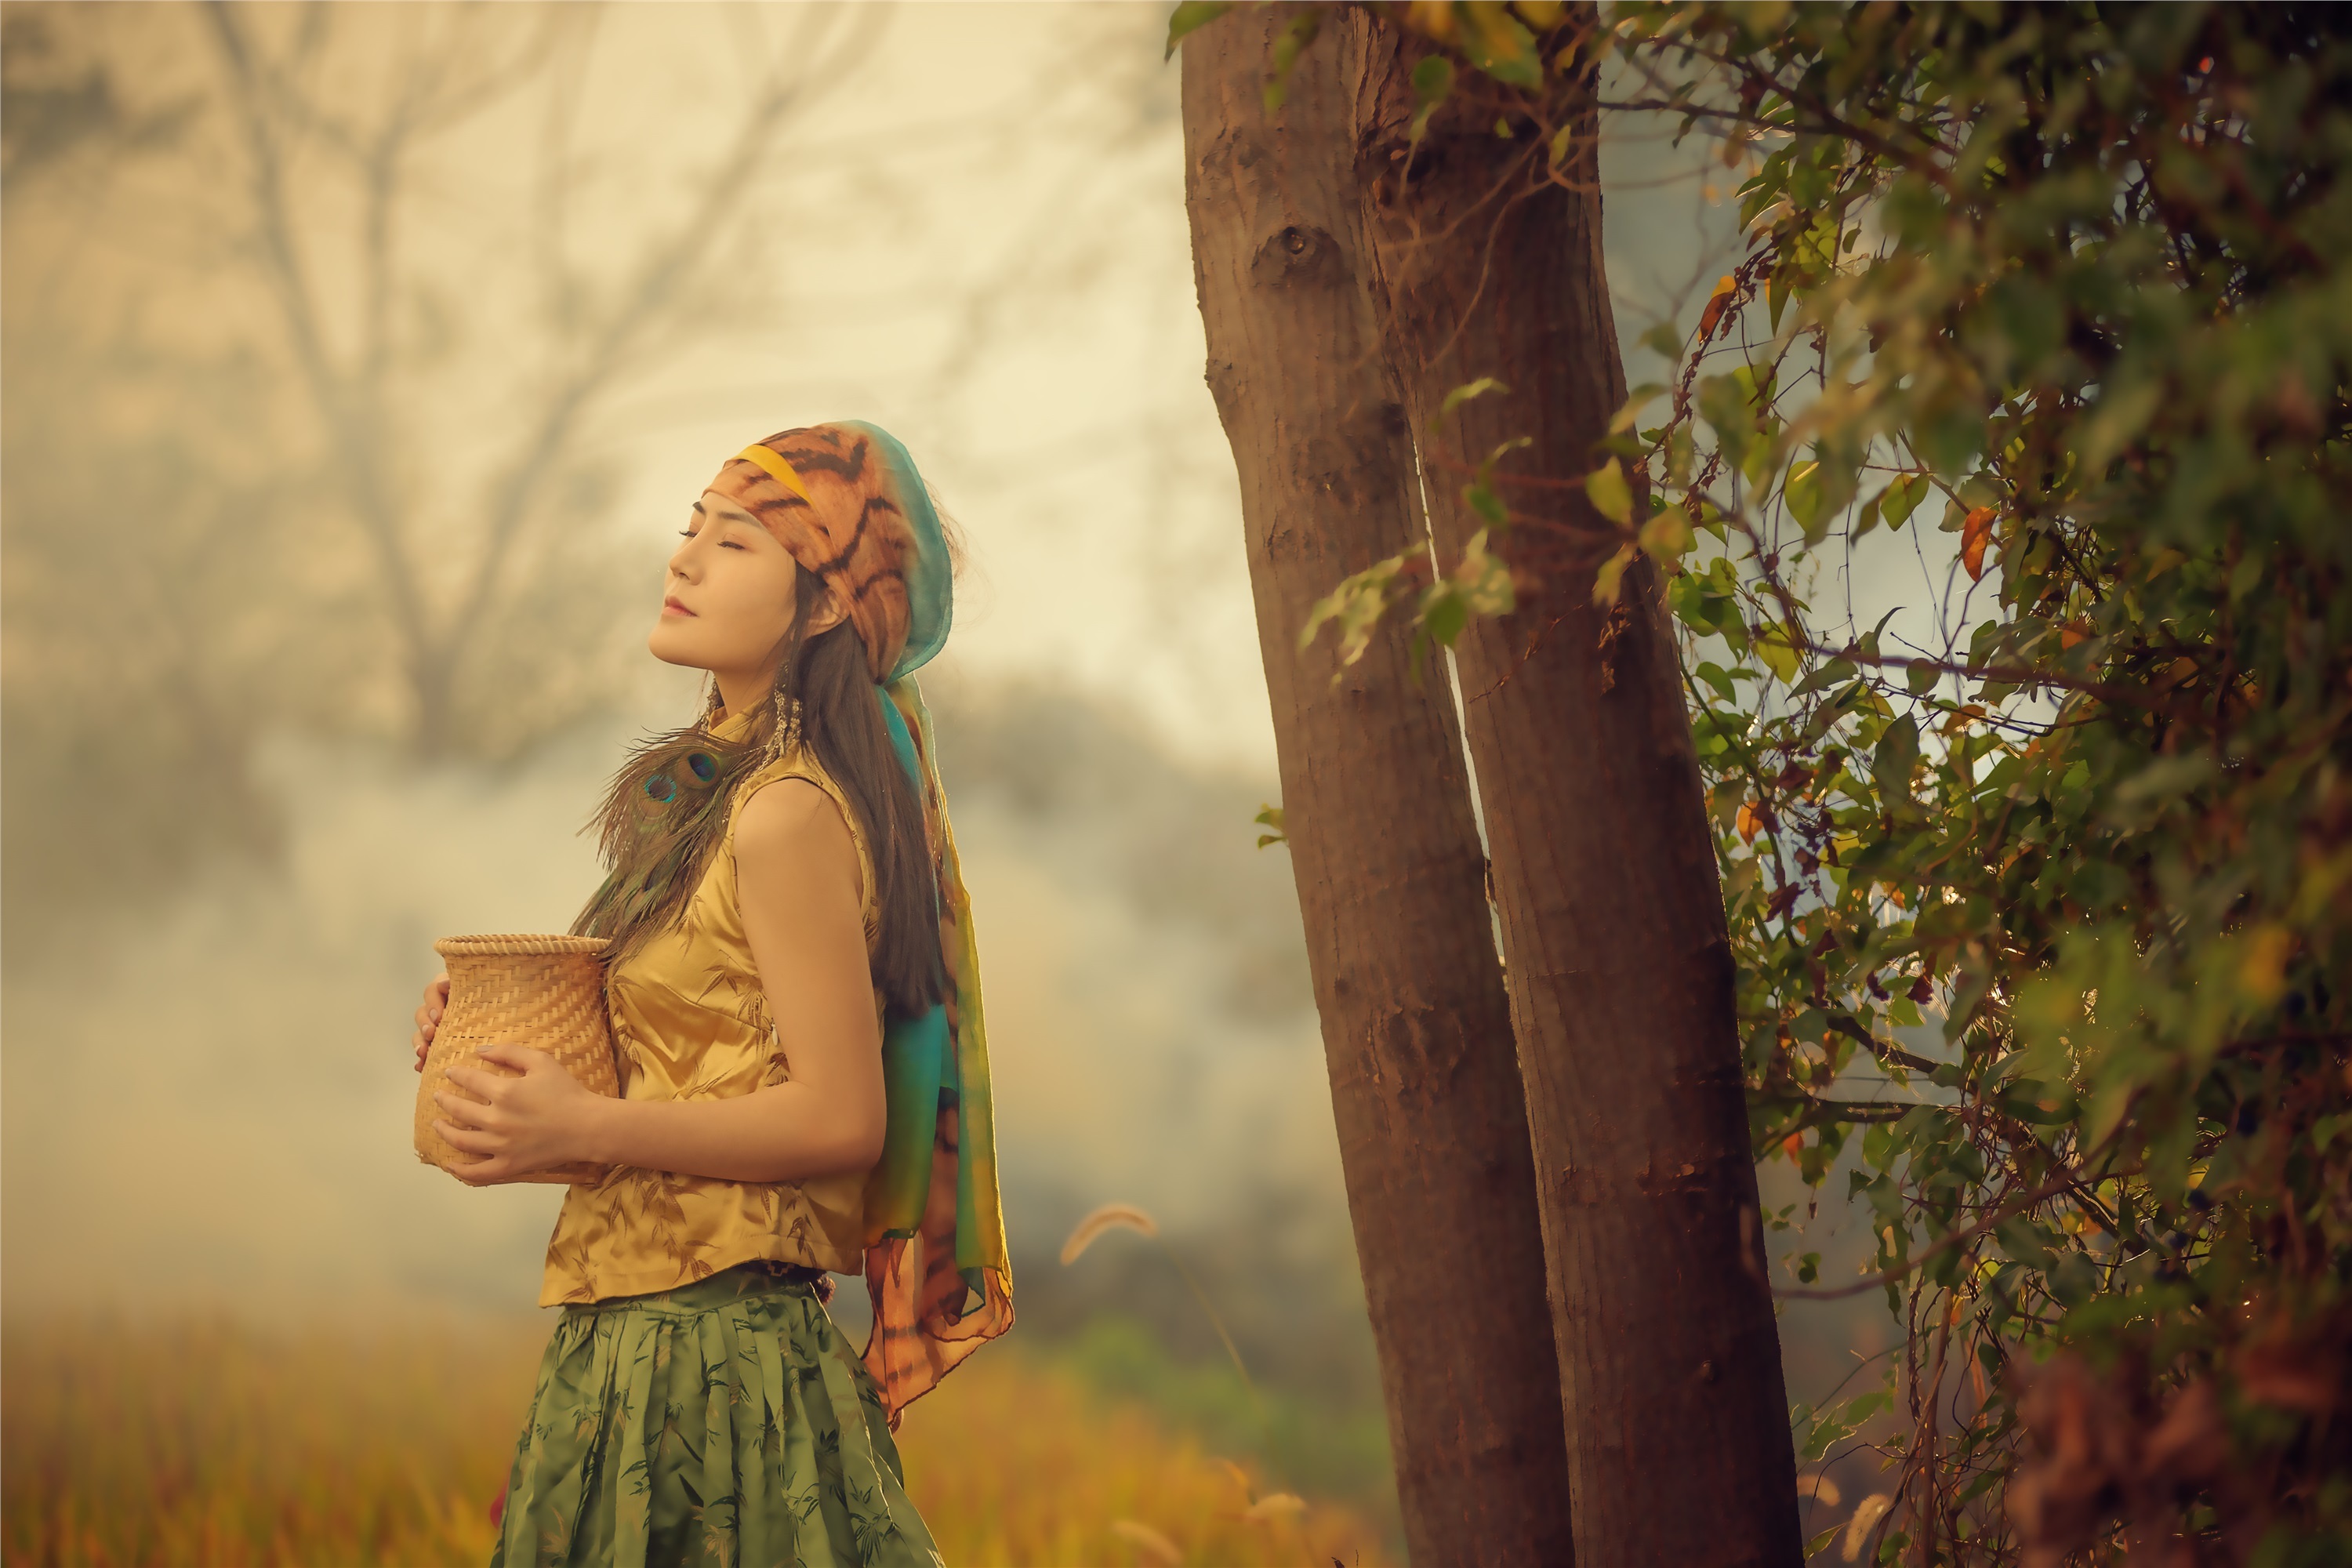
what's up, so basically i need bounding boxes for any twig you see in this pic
[1798,641,2205,727]
[1774,1169,2094,1301]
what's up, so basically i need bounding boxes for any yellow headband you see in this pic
[732,443,813,505]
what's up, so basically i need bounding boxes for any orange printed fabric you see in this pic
[709,424,921,684]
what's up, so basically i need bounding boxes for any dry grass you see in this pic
[2,1314,1392,1567]
[898,1349,1388,1566]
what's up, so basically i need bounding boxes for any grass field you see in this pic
[1,1313,1393,1567]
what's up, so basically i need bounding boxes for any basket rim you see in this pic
[433,934,610,958]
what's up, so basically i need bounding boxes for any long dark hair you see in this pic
[574,567,948,1021]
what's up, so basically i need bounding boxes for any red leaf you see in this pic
[1961,506,1997,580]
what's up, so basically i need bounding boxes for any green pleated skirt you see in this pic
[490,1263,943,1568]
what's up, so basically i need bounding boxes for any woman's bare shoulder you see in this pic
[733,776,855,873]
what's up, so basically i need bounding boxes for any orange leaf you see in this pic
[1736,800,1763,843]
[1697,274,1739,341]
[1780,1131,1804,1160]
[2057,619,2092,649]
[1960,506,1997,580]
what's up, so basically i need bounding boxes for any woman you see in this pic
[408,423,1012,1568]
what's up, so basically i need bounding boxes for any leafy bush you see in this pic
[1196,2,2352,1559]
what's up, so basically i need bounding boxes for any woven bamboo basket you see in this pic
[415,934,619,1186]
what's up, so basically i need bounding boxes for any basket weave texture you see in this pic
[415,934,619,1186]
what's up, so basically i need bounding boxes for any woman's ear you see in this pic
[805,578,849,637]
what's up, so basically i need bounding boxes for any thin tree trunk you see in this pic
[1181,18,1576,1565]
[1341,15,1804,1565]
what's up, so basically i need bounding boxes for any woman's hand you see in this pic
[434,1044,605,1185]
[412,974,450,1073]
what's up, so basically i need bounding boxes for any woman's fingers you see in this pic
[414,973,451,1048]
[473,1040,552,1073]
[433,1086,496,1127]
[434,1116,501,1155]
[449,1156,506,1187]
[439,1062,504,1103]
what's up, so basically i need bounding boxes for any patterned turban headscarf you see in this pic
[708,423,953,684]
[707,421,1011,1422]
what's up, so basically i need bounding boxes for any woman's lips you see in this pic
[662,596,696,617]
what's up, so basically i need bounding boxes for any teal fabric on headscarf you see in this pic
[716,418,1012,1420]
[842,420,953,683]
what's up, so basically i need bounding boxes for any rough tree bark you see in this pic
[1341,14,1805,1566]
[1181,17,1577,1565]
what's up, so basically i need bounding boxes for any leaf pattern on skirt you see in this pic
[492,1265,941,1568]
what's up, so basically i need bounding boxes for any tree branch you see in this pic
[431,6,887,748]
[1799,640,2206,728]
[1773,1168,2089,1301]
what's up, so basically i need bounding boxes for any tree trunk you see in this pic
[1341,16,1805,1566]
[1181,18,1577,1565]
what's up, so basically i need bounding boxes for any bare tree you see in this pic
[199,1,883,757]
[1,5,887,920]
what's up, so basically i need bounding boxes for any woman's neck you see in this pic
[713,669,775,724]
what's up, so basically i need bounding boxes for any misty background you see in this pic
[2,0,1904,1537]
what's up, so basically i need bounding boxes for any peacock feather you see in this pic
[572,718,768,962]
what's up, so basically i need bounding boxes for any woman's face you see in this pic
[648,488,841,684]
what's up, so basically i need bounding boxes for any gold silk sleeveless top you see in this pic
[539,707,881,1306]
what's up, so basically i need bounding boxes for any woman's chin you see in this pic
[646,626,713,670]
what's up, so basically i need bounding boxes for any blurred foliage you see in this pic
[935,679,1318,1024]
[0,1314,1395,1568]
[1188,2,2352,1560]
[1056,1314,1398,1539]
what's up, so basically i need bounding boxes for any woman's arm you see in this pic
[433,779,889,1185]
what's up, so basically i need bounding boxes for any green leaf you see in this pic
[1639,319,1684,361]
[1163,0,1236,60]
[1697,375,1755,463]
[1263,10,1322,112]
[1610,383,1668,434]
[1585,458,1635,526]
[1591,542,1637,607]
[1414,527,1517,660]
[1465,482,1508,527]
[1446,528,1515,617]
[1252,803,1286,848]
[1852,491,1884,541]
[1299,551,1412,672]
[1784,459,1824,530]
[1871,714,1920,805]
[1639,505,1693,563]
[1431,376,1508,434]
[1880,472,1929,529]
[2075,378,2161,476]
[1461,6,1543,87]
[1408,54,1455,143]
